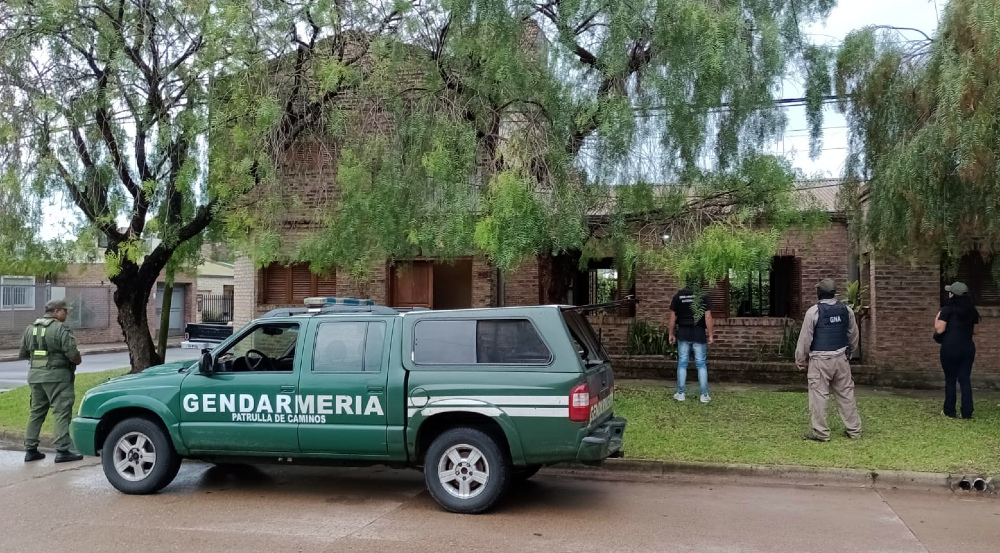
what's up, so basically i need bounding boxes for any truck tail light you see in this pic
[569,382,598,422]
[184,332,189,340]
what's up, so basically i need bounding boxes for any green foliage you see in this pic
[237,0,832,285]
[594,270,618,304]
[844,279,868,320]
[474,171,548,272]
[626,320,677,357]
[776,320,801,360]
[810,0,1000,277]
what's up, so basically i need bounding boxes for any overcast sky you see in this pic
[779,0,941,177]
[40,0,943,241]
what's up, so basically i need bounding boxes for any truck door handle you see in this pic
[280,385,296,393]
[367,385,385,393]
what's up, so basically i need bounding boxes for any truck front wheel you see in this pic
[424,427,510,514]
[101,417,181,494]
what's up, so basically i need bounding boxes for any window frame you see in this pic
[214,321,301,374]
[310,320,387,374]
[0,276,36,311]
[411,317,554,367]
[725,255,800,318]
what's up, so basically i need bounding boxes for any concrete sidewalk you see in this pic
[0,339,181,363]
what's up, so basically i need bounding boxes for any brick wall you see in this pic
[233,257,257,330]
[472,257,495,308]
[503,258,540,306]
[336,263,388,305]
[587,315,631,355]
[710,318,791,359]
[866,257,1000,386]
[197,275,232,296]
[634,264,680,326]
[778,223,852,313]
[629,222,850,362]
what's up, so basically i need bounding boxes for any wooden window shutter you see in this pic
[263,263,290,304]
[708,278,730,319]
[291,263,313,302]
[956,252,1000,307]
[315,271,336,297]
[790,257,803,319]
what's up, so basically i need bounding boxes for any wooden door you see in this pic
[390,261,433,308]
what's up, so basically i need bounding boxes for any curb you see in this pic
[0,434,988,495]
[0,341,181,363]
[0,430,53,450]
[544,458,990,494]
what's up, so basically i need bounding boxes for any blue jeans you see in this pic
[677,341,709,396]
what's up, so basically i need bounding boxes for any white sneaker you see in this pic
[673,392,686,402]
[700,394,711,403]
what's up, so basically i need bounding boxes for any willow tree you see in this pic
[0,1,408,371]
[808,0,1000,275]
[290,0,836,297]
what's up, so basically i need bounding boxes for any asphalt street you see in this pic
[0,447,996,553]
[0,348,200,390]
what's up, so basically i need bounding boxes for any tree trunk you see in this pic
[113,267,163,373]
[156,265,176,361]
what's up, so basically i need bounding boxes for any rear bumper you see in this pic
[71,417,100,456]
[181,340,220,350]
[576,416,626,464]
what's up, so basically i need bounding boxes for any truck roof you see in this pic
[260,302,566,320]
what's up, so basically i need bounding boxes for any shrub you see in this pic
[626,320,677,357]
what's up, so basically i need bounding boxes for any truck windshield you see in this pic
[560,309,609,366]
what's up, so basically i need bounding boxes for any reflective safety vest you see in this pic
[28,318,57,370]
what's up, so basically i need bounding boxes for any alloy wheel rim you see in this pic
[112,431,157,482]
[437,443,490,500]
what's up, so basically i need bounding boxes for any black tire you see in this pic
[424,427,510,514]
[512,465,542,483]
[101,417,182,495]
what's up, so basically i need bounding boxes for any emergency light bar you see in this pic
[303,297,377,308]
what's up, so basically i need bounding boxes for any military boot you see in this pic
[24,449,45,462]
[54,450,83,463]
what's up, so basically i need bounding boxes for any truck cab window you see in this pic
[312,321,386,373]
[217,323,299,372]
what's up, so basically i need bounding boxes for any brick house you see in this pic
[233,179,848,358]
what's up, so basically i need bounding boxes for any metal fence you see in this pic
[200,294,234,323]
[0,284,113,333]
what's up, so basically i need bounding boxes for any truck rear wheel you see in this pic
[424,427,509,514]
[101,417,181,495]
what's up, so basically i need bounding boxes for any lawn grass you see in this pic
[615,385,1000,474]
[0,369,128,438]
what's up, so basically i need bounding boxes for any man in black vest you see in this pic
[795,279,861,442]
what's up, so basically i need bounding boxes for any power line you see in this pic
[631,95,844,118]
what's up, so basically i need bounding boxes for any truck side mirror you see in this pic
[199,352,215,376]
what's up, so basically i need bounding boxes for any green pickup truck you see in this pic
[73,298,625,513]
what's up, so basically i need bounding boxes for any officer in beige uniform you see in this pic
[18,299,84,463]
[795,279,861,442]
